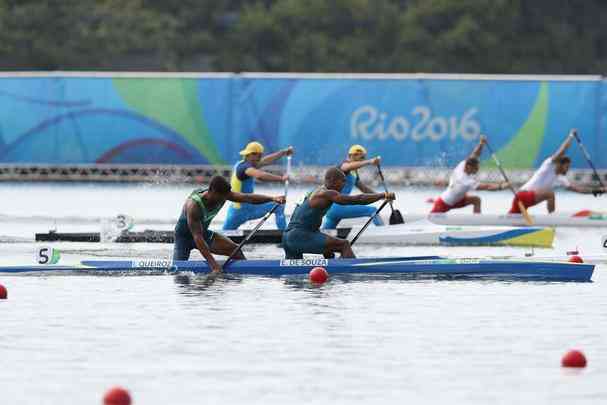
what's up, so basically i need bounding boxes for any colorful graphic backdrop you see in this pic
[0,74,604,168]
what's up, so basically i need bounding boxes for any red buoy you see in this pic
[0,284,7,299]
[562,350,587,368]
[568,255,584,263]
[309,267,329,284]
[103,386,132,405]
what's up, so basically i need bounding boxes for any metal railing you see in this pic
[1,164,605,188]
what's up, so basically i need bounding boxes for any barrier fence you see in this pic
[0,163,604,188]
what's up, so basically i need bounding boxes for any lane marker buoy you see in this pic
[561,350,587,368]
[309,267,329,284]
[103,386,131,405]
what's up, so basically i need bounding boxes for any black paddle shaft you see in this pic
[376,164,393,206]
[377,165,404,224]
[484,142,517,195]
[223,203,280,269]
[350,200,390,246]
[572,131,606,189]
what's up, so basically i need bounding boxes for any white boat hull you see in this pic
[348,222,555,247]
[407,212,607,228]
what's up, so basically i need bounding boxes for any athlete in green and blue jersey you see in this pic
[175,175,285,273]
[283,167,395,259]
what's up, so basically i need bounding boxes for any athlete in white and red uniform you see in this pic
[509,130,605,214]
[431,136,507,214]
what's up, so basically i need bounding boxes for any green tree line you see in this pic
[1,0,606,73]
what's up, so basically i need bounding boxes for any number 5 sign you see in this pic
[35,246,61,265]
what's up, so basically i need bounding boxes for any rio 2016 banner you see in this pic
[0,73,604,168]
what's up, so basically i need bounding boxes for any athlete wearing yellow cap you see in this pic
[322,145,384,229]
[223,141,294,230]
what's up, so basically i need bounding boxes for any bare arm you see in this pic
[477,182,508,191]
[314,189,394,206]
[244,167,286,182]
[228,191,285,205]
[355,177,375,194]
[259,146,293,166]
[185,200,221,272]
[468,135,486,159]
[566,184,606,194]
[340,156,380,173]
[551,131,575,162]
[433,179,449,188]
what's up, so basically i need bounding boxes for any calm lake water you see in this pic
[1,182,606,405]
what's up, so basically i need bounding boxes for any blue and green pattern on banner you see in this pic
[0,75,603,168]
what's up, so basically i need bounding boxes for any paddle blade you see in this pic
[389,209,405,225]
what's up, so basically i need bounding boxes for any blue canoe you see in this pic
[0,255,594,281]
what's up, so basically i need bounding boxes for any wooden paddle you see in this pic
[223,203,281,270]
[377,164,404,224]
[485,141,534,225]
[571,130,605,196]
[350,200,391,246]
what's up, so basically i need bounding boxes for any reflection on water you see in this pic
[173,272,244,296]
[174,272,572,299]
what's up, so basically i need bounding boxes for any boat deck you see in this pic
[0,256,594,282]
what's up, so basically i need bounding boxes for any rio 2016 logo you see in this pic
[350,105,481,142]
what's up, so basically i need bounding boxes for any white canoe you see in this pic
[34,222,554,247]
[404,211,607,228]
[346,222,555,247]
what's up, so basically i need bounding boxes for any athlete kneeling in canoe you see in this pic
[322,144,384,229]
[283,167,395,259]
[175,175,285,273]
[431,136,507,213]
[508,130,605,214]
[223,141,292,230]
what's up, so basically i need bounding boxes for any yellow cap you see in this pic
[348,144,367,155]
[239,141,265,156]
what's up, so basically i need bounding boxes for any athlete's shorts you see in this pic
[172,228,215,261]
[430,196,468,213]
[282,228,328,259]
[322,204,383,229]
[509,190,536,214]
[223,202,286,230]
